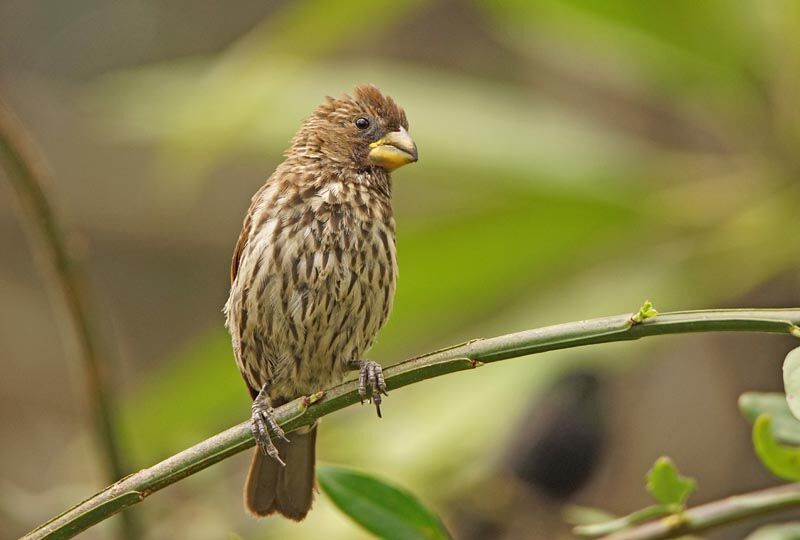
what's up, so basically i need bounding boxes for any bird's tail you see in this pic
[244,423,317,520]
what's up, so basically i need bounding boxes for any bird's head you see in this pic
[290,85,418,173]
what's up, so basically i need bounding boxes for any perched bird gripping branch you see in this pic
[224,85,417,520]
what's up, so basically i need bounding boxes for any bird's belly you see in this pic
[239,218,396,401]
[268,265,394,398]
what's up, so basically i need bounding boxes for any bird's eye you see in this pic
[355,117,370,130]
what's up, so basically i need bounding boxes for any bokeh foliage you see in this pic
[22,0,800,537]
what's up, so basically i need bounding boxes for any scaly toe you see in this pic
[262,410,290,443]
[350,360,388,416]
[251,404,287,465]
[358,364,368,404]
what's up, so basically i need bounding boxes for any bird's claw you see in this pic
[251,385,289,466]
[351,359,388,417]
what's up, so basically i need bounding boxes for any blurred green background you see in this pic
[2,1,800,538]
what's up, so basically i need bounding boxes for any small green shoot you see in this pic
[646,457,696,506]
[631,300,658,324]
[571,457,694,538]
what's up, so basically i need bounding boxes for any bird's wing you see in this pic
[230,214,251,285]
[230,183,269,284]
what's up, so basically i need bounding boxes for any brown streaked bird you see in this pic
[224,85,417,520]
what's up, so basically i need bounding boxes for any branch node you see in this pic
[661,511,689,533]
[303,391,325,408]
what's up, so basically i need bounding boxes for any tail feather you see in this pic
[245,423,317,520]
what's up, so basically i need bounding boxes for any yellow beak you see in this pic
[368,127,418,171]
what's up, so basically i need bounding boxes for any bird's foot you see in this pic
[251,383,290,466]
[347,359,388,418]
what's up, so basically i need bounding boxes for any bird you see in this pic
[452,370,606,540]
[224,85,417,520]
[507,370,605,500]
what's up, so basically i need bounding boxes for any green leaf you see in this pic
[645,457,696,506]
[739,392,800,445]
[752,415,800,481]
[784,346,800,421]
[317,464,451,540]
[744,522,800,539]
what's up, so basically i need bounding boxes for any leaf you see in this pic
[739,392,800,445]
[744,522,800,539]
[784,346,800,421]
[752,415,800,481]
[645,457,696,506]
[317,464,451,540]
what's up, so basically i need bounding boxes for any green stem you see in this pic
[598,483,800,540]
[574,504,682,537]
[21,308,800,540]
[0,98,136,538]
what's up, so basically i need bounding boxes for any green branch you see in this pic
[0,98,135,537]
[597,482,800,540]
[21,308,800,540]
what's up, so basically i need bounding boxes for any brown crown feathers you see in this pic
[286,84,414,169]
